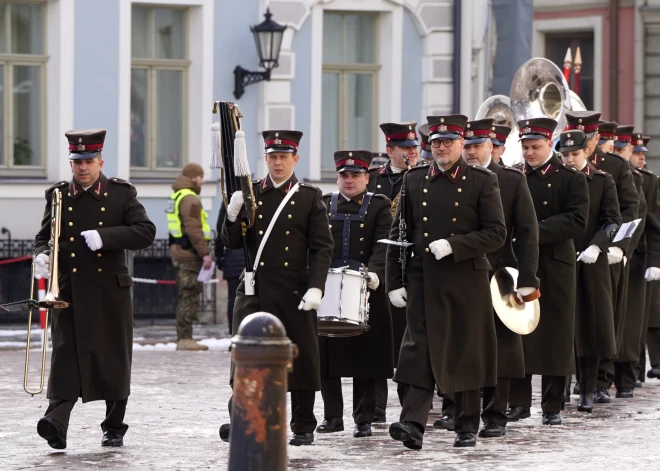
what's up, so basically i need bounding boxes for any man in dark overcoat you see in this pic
[367,121,420,423]
[461,118,539,438]
[34,129,156,449]
[564,115,640,400]
[386,114,506,449]
[557,130,621,412]
[617,132,660,397]
[317,150,393,439]
[219,130,333,446]
[505,118,589,426]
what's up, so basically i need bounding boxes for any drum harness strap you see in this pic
[329,191,373,270]
[243,182,301,296]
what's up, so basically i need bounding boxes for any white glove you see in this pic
[577,245,601,264]
[515,286,537,304]
[34,253,50,279]
[607,246,624,265]
[429,239,452,261]
[298,288,323,311]
[367,272,379,290]
[81,230,103,251]
[388,287,407,308]
[227,191,244,223]
[645,267,660,281]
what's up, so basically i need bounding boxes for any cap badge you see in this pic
[577,125,584,130]
[522,127,531,134]
[439,125,447,132]
[274,138,282,145]
[465,130,474,138]
[489,132,496,139]
[346,159,355,165]
[565,139,574,147]
[77,144,86,151]
[407,132,415,140]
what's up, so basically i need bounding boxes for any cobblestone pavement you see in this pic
[2,348,660,470]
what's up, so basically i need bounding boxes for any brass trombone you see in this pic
[24,188,69,396]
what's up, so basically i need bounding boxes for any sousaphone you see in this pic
[509,57,571,140]
[490,267,540,335]
[474,95,522,167]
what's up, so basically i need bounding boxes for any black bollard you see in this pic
[228,312,297,471]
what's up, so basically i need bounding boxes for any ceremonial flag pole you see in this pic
[563,47,572,84]
[573,46,582,96]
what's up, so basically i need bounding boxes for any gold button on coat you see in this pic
[71,253,75,257]
[458,188,462,193]
[99,222,104,226]
[69,237,74,242]
[97,253,102,257]
[72,268,77,273]
[259,230,264,235]
[284,262,289,267]
[101,207,106,212]
[69,222,73,226]
[452,218,456,222]
[98,268,102,272]
[425,248,429,252]
[68,207,72,211]
[422,202,427,206]
[288,214,292,219]
[260,262,265,267]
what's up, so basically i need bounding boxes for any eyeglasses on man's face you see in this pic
[431,139,455,149]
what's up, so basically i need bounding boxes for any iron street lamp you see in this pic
[233,9,286,99]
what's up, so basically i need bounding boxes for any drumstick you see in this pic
[293,291,305,302]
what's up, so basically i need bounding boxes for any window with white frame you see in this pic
[321,12,379,174]
[0,1,46,171]
[131,6,189,173]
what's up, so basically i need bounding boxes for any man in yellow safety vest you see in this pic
[167,163,213,351]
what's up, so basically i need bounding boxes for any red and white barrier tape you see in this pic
[0,255,33,266]
[132,277,220,285]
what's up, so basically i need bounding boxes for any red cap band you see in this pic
[386,131,418,142]
[599,131,615,139]
[615,134,632,142]
[429,124,463,136]
[69,143,103,152]
[566,123,598,132]
[464,128,493,139]
[336,158,369,170]
[265,139,298,150]
[519,126,552,139]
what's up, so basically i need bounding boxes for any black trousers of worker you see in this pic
[229,390,316,434]
[45,398,129,436]
[648,328,660,366]
[399,383,480,434]
[481,379,509,427]
[321,377,375,425]
[509,374,565,414]
[578,356,598,394]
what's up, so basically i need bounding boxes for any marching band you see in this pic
[16,56,660,455]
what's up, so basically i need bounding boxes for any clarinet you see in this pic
[398,156,412,287]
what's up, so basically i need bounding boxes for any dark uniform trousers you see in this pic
[648,329,660,367]
[321,377,376,424]
[46,397,129,436]
[579,357,599,394]
[229,391,316,434]
[400,384,481,433]
[509,375,566,414]
[442,380,509,427]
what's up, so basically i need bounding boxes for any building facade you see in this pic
[0,0,657,242]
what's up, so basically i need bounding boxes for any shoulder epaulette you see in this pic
[605,152,626,162]
[638,167,655,176]
[108,177,133,187]
[322,192,333,199]
[594,169,608,177]
[561,163,578,172]
[501,166,523,176]
[408,165,427,173]
[299,182,320,191]
[46,181,67,194]
[252,179,262,186]
[469,165,493,175]
[371,193,389,200]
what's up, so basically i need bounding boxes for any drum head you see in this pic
[490,267,540,335]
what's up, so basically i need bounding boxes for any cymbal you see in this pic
[490,267,540,335]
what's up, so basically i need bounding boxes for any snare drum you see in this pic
[317,268,370,337]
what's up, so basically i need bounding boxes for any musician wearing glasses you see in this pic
[557,130,621,412]
[505,118,588,426]
[564,113,640,402]
[367,122,420,423]
[316,151,394,439]
[220,130,333,446]
[387,114,506,449]
[441,118,538,438]
[34,129,156,449]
